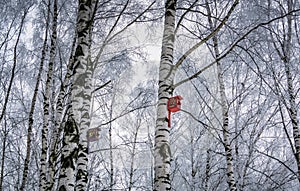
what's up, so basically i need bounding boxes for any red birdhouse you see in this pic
[167,96,183,127]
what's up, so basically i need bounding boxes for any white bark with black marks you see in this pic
[205,1,237,189]
[283,0,300,182]
[40,0,58,190]
[58,0,97,190]
[73,0,97,190]
[154,0,176,190]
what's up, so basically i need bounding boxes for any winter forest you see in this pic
[1,0,300,190]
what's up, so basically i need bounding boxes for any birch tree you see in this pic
[18,4,41,190]
[276,0,300,181]
[154,0,239,189]
[49,28,77,191]
[58,0,98,190]
[154,0,176,189]
[205,1,237,189]
[0,4,33,189]
[39,0,58,190]
[266,0,300,183]
[237,0,300,187]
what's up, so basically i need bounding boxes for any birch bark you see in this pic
[19,8,41,191]
[58,116,79,191]
[58,0,97,190]
[283,0,300,182]
[154,0,176,190]
[49,35,77,191]
[206,1,237,190]
[74,0,97,189]
[217,60,237,191]
[109,99,114,191]
[40,0,57,190]
[268,0,300,182]
[204,150,210,191]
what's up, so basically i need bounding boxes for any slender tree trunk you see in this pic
[154,0,177,190]
[283,0,300,182]
[0,119,8,191]
[49,34,77,191]
[190,137,196,191]
[205,1,237,190]
[204,149,210,191]
[216,44,237,191]
[40,0,58,190]
[128,121,140,191]
[215,33,237,191]
[0,13,26,123]
[106,94,115,191]
[109,102,114,191]
[19,8,43,190]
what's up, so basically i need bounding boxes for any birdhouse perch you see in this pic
[167,96,183,127]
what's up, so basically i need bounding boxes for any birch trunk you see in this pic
[204,150,210,191]
[0,119,8,190]
[190,136,196,191]
[154,0,176,190]
[40,0,57,190]
[128,122,140,191]
[215,41,237,191]
[74,1,97,189]
[109,101,114,191]
[49,35,77,191]
[205,1,237,189]
[283,0,300,182]
[58,116,79,191]
[214,32,237,191]
[19,9,42,191]
[57,0,97,190]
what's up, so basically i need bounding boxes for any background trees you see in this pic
[0,0,299,190]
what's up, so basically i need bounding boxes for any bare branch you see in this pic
[97,104,155,127]
[173,8,300,89]
[256,149,298,177]
[93,1,156,67]
[92,80,112,93]
[174,0,200,35]
[174,0,239,69]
